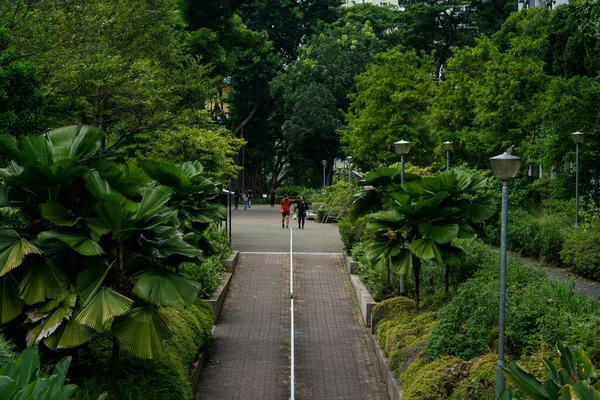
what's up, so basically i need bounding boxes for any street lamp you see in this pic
[443,141,453,171]
[346,156,353,183]
[322,159,327,187]
[490,148,521,398]
[394,140,411,295]
[572,131,584,227]
[394,140,411,185]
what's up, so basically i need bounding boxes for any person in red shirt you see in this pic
[279,194,292,228]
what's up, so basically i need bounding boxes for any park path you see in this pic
[195,205,388,400]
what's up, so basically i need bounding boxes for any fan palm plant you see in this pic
[351,166,496,308]
[0,126,225,394]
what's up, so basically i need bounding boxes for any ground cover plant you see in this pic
[0,126,225,395]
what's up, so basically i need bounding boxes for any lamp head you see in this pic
[322,159,327,167]
[443,141,453,151]
[572,131,584,144]
[394,140,411,155]
[490,150,521,181]
[346,156,353,163]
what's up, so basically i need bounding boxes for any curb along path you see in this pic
[195,205,388,399]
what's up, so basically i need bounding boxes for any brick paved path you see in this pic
[196,205,387,400]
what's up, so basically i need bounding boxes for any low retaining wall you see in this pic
[190,325,216,392]
[346,255,403,400]
[221,250,239,273]
[345,254,358,274]
[205,272,232,323]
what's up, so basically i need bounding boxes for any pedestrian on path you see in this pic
[270,188,276,207]
[248,190,253,209]
[234,190,239,209]
[242,192,249,210]
[296,196,308,229]
[279,194,292,228]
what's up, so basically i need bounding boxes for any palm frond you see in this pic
[44,318,94,350]
[18,260,69,305]
[133,185,173,221]
[37,231,104,256]
[112,307,171,359]
[40,202,80,226]
[0,274,24,323]
[76,288,133,331]
[77,263,110,308]
[0,230,43,276]
[133,270,201,308]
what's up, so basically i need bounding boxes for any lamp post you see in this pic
[443,141,453,171]
[394,140,411,295]
[322,159,327,187]
[572,131,584,227]
[394,140,411,185]
[346,156,353,183]
[490,148,521,398]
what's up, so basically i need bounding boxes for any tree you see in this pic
[6,0,213,151]
[0,126,225,394]
[351,167,496,308]
[342,48,436,169]
[0,28,41,138]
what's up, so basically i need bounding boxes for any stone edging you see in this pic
[221,250,239,273]
[205,272,233,323]
[346,255,403,400]
[191,325,216,393]
[345,254,358,274]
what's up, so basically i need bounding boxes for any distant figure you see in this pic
[280,194,292,228]
[234,190,239,209]
[248,190,253,209]
[270,188,276,207]
[242,192,249,210]
[296,196,309,229]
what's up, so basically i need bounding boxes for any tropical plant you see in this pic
[500,342,600,399]
[0,346,107,399]
[351,166,496,308]
[0,125,224,393]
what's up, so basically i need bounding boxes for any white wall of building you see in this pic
[342,0,400,7]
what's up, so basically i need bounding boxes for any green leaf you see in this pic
[498,389,517,400]
[0,230,43,276]
[460,197,497,223]
[14,347,40,390]
[77,263,110,308]
[153,235,202,259]
[133,185,173,221]
[76,288,133,331]
[389,248,413,275]
[0,376,17,398]
[113,307,172,359]
[409,239,443,263]
[502,362,549,400]
[37,231,104,256]
[565,381,600,399]
[0,274,23,323]
[18,260,69,305]
[417,222,459,244]
[133,270,201,308]
[26,304,73,346]
[46,125,103,163]
[44,318,94,350]
[40,202,80,226]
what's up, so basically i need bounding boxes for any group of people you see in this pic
[232,187,310,229]
[279,194,308,229]
[233,190,253,210]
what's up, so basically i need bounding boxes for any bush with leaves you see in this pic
[0,329,15,366]
[0,126,225,394]
[338,215,366,254]
[561,222,600,280]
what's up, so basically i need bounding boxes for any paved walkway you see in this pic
[196,205,387,400]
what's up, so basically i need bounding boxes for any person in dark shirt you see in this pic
[270,188,276,207]
[296,196,309,229]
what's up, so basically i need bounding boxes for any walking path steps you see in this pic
[195,205,388,400]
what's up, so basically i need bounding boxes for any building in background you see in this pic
[518,0,568,10]
[342,0,400,6]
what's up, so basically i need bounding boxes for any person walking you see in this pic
[234,190,239,209]
[248,190,252,209]
[242,192,249,210]
[270,188,276,207]
[296,196,309,229]
[279,194,292,228]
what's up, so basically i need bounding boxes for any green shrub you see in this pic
[338,215,366,254]
[180,256,224,298]
[72,301,213,400]
[561,222,600,280]
[204,223,233,259]
[401,355,468,399]
[449,353,496,400]
[0,329,15,366]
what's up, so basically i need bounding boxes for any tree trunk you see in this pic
[445,264,449,295]
[110,337,120,397]
[386,258,390,286]
[414,258,421,310]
